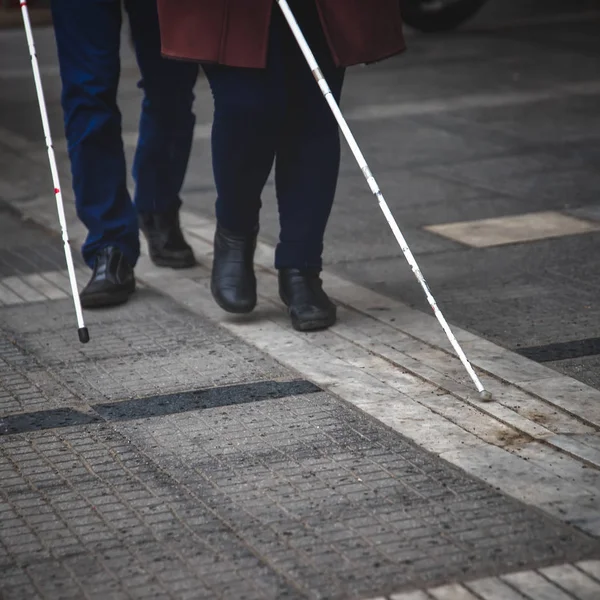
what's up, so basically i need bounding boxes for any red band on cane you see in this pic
[20,1,27,6]
[54,188,60,194]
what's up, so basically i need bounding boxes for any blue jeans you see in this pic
[51,0,198,267]
[203,0,345,270]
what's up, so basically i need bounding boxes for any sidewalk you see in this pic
[2,197,600,600]
[2,9,600,597]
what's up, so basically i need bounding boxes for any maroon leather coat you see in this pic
[157,0,406,69]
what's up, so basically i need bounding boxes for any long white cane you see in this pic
[276,0,491,401]
[20,1,90,344]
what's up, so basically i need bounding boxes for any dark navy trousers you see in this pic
[51,0,198,268]
[203,0,345,270]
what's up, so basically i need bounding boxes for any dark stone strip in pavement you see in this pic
[516,337,600,362]
[94,379,321,421]
[0,379,321,435]
[0,408,100,435]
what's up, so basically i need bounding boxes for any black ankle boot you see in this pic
[80,246,135,309]
[278,268,336,331]
[138,210,196,269]
[211,225,257,314]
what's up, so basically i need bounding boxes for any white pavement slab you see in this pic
[0,270,86,305]
[368,561,600,600]
[425,211,600,248]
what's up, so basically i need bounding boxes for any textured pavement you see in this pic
[2,212,600,600]
[377,561,600,600]
[2,2,600,598]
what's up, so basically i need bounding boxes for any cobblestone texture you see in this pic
[1,278,600,599]
[1,427,299,600]
[2,400,600,600]
[0,291,289,410]
[110,393,600,598]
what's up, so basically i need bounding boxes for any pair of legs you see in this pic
[203,1,344,331]
[51,0,198,306]
[203,0,345,272]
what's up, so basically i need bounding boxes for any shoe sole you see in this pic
[290,312,337,332]
[80,286,135,309]
[280,290,337,332]
[149,254,197,269]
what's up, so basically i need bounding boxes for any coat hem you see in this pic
[161,42,407,69]
[362,43,407,67]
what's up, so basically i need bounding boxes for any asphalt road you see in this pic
[0,0,599,388]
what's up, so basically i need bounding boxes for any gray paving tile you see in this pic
[427,94,600,146]
[333,232,600,365]
[547,356,600,391]
[2,285,600,599]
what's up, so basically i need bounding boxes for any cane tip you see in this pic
[479,390,493,402]
[78,327,90,344]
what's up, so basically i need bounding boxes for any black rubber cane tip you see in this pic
[78,327,90,344]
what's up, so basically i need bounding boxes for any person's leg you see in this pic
[51,0,137,308]
[273,1,345,331]
[202,36,286,313]
[274,0,345,271]
[125,0,199,268]
[51,0,139,269]
[203,64,283,235]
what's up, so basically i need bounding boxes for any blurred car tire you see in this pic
[400,0,488,32]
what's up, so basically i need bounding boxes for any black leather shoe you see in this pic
[278,268,336,332]
[211,225,257,314]
[80,246,135,309]
[138,210,196,269]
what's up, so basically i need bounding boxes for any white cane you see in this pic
[20,1,90,343]
[276,0,491,401]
